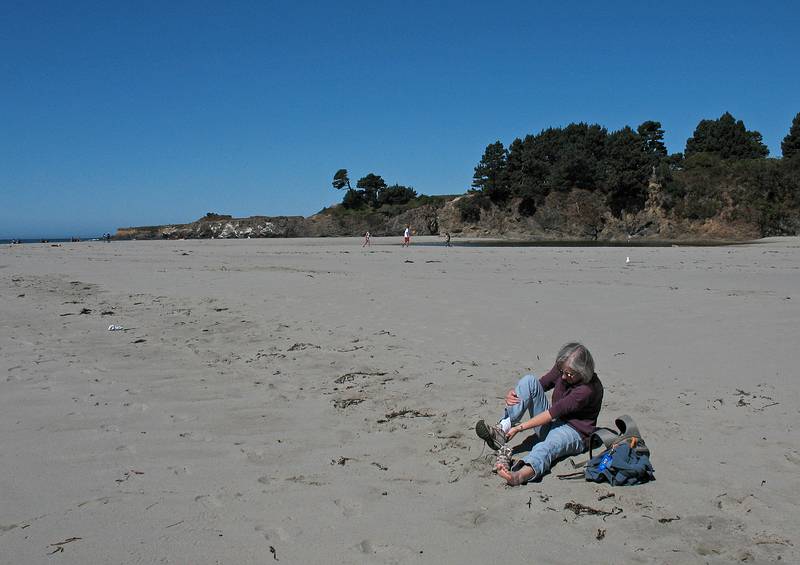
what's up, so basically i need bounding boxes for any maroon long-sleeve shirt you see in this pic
[540,364,604,446]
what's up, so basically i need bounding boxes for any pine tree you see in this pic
[685,112,768,159]
[781,112,800,159]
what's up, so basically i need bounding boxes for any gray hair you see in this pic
[556,342,595,384]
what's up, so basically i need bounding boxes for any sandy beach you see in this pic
[1,236,798,564]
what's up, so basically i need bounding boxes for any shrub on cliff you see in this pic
[565,189,607,239]
[518,196,537,217]
[458,194,490,223]
[200,212,232,222]
[342,189,365,209]
[376,184,417,206]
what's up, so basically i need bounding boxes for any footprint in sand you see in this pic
[194,494,223,509]
[167,465,191,476]
[333,498,362,518]
[195,493,241,509]
[355,539,418,561]
[77,496,115,508]
[453,509,489,528]
[255,524,290,542]
[242,448,267,464]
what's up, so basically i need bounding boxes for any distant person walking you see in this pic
[402,225,411,247]
[445,232,451,247]
[362,231,371,247]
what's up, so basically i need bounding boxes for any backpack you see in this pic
[558,414,655,485]
[583,439,655,485]
[590,414,649,457]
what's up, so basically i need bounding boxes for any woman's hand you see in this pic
[506,425,523,441]
[505,389,519,406]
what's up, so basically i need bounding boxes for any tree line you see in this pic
[467,111,800,236]
[331,169,418,209]
[329,111,800,237]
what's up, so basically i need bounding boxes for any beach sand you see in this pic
[1,237,798,564]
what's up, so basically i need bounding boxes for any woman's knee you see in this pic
[516,374,542,397]
[551,425,585,456]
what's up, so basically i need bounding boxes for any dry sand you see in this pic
[1,236,798,564]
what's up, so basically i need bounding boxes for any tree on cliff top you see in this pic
[603,126,651,214]
[782,112,800,160]
[356,173,387,208]
[332,169,352,190]
[685,112,769,159]
[376,184,417,206]
[473,141,510,203]
[637,120,668,162]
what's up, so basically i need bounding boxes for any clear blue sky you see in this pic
[2,1,798,238]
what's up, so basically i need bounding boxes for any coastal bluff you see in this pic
[115,203,451,240]
[116,188,763,241]
[116,215,312,240]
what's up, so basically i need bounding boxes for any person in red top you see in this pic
[475,342,603,486]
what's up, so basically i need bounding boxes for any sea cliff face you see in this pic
[115,204,446,240]
[116,216,308,239]
[116,190,762,241]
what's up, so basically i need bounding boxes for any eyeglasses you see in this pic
[561,367,577,379]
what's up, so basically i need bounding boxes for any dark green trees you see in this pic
[637,121,668,163]
[341,188,364,209]
[782,112,800,160]
[472,141,510,203]
[604,126,652,214]
[684,112,769,159]
[549,123,607,192]
[332,169,352,190]
[468,112,800,234]
[377,185,417,206]
[334,170,417,210]
[356,174,387,208]
[471,121,661,217]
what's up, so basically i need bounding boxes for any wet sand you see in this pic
[1,236,798,563]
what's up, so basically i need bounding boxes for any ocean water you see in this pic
[1,238,103,245]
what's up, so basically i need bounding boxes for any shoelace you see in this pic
[495,445,512,470]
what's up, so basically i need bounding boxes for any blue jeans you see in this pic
[502,374,585,477]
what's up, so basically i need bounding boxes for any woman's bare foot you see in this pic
[497,464,535,486]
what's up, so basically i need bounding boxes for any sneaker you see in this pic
[475,419,507,450]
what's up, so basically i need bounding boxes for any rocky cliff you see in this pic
[116,183,760,242]
[115,204,446,240]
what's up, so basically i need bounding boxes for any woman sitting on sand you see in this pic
[475,342,603,486]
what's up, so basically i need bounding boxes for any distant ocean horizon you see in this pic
[1,237,105,244]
